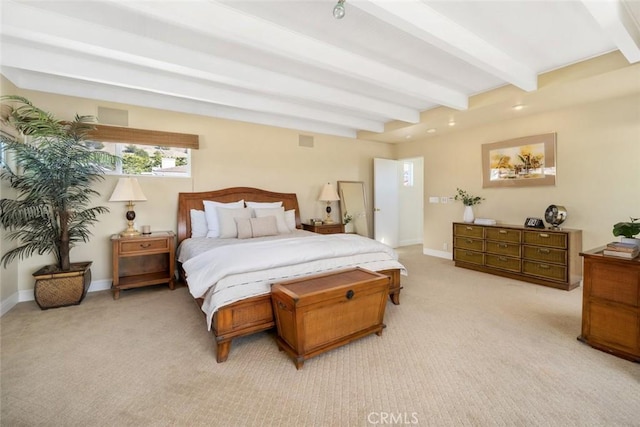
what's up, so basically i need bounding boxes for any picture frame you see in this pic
[482,132,556,188]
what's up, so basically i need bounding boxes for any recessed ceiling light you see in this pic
[405,134,412,139]
[512,104,525,111]
[448,120,456,127]
[427,128,436,133]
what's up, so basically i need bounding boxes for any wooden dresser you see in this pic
[453,222,582,290]
[271,268,390,369]
[302,222,344,234]
[578,248,639,362]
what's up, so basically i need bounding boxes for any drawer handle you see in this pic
[499,230,507,234]
[465,251,475,256]
[346,290,355,300]
[466,239,473,244]
[139,243,152,249]
[538,248,550,254]
[465,226,473,230]
[539,264,550,269]
[539,233,549,238]
[277,301,289,311]
[498,256,508,262]
[498,243,508,248]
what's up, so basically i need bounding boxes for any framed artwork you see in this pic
[482,133,556,188]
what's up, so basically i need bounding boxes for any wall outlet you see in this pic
[440,196,448,204]
[428,196,439,203]
[448,196,455,203]
[443,242,448,251]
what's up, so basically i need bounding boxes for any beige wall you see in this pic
[0,82,394,302]
[395,93,640,255]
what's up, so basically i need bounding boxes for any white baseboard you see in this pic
[0,292,19,317]
[423,248,453,260]
[399,238,423,247]
[1,278,113,316]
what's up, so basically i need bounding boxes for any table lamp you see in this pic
[319,182,340,224]
[109,177,147,237]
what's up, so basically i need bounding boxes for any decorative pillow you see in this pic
[245,201,283,208]
[236,218,253,239]
[253,207,290,234]
[203,200,244,238]
[285,209,296,231]
[236,216,279,239]
[217,207,252,238]
[190,209,208,238]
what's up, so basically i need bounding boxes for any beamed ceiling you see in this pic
[1,0,639,143]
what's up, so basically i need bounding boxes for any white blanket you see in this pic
[180,233,407,329]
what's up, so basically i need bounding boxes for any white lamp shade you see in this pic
[319,182,340,202]
[109,178,147,202]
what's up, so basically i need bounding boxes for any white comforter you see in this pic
[178,231,407,329]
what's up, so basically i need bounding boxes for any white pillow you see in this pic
[285,209,296,231]
[190,209,208,238]
[245,201,283,208]
[254,207,290,234]
[217,207,251,238]
[203,200,244,238]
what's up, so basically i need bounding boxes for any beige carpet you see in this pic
[1,246,639,426]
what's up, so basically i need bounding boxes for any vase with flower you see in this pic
[454,188,484,223]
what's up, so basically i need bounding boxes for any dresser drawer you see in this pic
[523,260,567,282]
[454,249,484,265]
[485,254,521,272]
[485,228,521,243]
[453,224,484,239]
[485,241,521,257]
[523,245,567,264]
[119,238,169,255]
[523,230,567,249]
[454,236,484,252]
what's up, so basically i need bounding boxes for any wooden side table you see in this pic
[302,222,344,234]
[111,231,176,300]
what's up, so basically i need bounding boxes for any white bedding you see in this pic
[177,231,407,329]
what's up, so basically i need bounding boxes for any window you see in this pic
[94,141,191,177]
[87,124,199,178]
[403,161,414,187]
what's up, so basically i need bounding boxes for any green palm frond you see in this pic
[0,95,119,271]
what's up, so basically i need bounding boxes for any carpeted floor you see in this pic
[1,245,639,426]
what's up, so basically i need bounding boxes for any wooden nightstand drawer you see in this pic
[302,223,344,234]
[120,238,169,255]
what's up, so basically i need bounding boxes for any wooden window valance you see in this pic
[88,124,199,149]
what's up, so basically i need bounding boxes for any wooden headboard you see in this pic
[177,187,302,245]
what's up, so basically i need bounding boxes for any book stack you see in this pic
[603,241,639,259]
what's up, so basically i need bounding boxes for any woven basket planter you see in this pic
[33,262,92,310]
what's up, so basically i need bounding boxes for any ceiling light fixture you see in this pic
[512,104,525,111]
[333,0,346,19]
[448,120,456,127]
[427,128,436,134]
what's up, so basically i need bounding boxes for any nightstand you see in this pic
[111,231,176,300]
[302,223,345,234]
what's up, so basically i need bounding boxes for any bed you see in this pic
[176,187,405,362]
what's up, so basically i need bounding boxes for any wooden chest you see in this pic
[271,268,390,369]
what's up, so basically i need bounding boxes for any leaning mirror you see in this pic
[337,181,369,237]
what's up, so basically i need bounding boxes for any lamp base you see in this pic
[120,219,140,237]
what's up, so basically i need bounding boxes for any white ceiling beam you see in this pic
[108,0,468,110]
[581,0,640,63]
[0,0,419,124]
[1,67,358,138]
[1,39,385,132]
[351,0,538,92]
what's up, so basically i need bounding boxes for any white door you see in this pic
[374,158,400,247]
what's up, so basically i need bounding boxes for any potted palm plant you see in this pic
[0,96,117,309]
